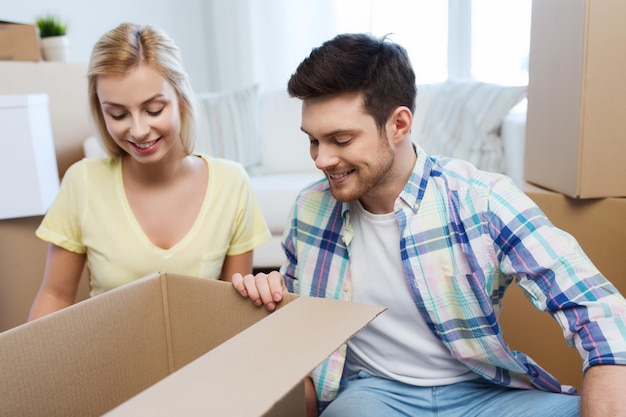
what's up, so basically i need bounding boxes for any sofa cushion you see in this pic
[196,85,264,173]
[258,89,316,174]
[413,81,526,173]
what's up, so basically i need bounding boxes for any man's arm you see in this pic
[580,365,626,417]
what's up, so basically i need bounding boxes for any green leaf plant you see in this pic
[36,14,68,38]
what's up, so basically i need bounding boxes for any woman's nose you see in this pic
[129,115,150,139]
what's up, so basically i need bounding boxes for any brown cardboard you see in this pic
[0,21,41,62]
[500,182,626,391]
[0,273,384,417]
[525,0,626,198]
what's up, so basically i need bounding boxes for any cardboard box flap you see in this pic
[104,294,385,417]
[159,273,299,370]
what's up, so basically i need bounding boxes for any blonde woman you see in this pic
[29,23,270,320]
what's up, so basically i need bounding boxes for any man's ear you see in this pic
[388,106,413,143]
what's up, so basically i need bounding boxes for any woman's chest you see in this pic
[127,180,207,250]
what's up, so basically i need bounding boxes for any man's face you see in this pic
[301,92,395,205]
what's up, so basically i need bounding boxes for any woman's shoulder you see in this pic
[196,153,247,176]
[62,157,120,183]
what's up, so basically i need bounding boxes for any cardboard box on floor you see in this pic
[0,273,384,417]
[500,182,626,391]
[0,21,41,61]
[525,0,626,198]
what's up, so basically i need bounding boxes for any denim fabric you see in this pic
[321,371,580,417]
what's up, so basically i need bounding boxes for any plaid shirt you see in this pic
[280,145,626,411]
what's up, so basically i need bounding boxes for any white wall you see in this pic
[3,0,214,91]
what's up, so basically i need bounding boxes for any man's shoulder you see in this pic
[429,155,506,194]
[427,155,530,221]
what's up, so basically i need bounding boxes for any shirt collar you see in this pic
[341,142,432,223]
[397,143,432,214]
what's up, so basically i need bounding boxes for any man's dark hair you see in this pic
[287,33,417,132]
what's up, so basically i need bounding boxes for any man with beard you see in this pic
[232,33,626,417]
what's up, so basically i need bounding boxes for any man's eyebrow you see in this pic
[301,127,357,138]
[101,93,165,107]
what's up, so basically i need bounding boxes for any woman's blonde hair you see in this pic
[87,22,198,156]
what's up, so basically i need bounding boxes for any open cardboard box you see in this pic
[0,273,384,416]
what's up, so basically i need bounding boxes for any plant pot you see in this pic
[40,36,70,62]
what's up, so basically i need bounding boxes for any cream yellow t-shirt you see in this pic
[36,154,271,296]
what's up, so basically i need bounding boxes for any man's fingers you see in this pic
[231,271,286,312]
[267,271,286,303]
[231,272,248,297]
[254,273,277,309]
[242,273,263,306]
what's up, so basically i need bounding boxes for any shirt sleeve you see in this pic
[35,161,86,254]
[487,176,626,371]
[223,163,271,256]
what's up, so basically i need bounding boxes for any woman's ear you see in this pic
[388,106,413,143]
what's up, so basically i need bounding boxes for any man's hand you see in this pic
[231,271,287,311]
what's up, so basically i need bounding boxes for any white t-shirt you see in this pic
[345,200,477,386]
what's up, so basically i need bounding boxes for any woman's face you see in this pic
[96,65,183,163]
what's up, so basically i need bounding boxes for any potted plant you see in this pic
[36,14,69,61]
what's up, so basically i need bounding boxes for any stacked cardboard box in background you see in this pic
[523,0,626,289]
[522,0,626,283]
[0,94,60,220]
[501,0,626,393]
[0,21,41,62]
[525,0,626,198]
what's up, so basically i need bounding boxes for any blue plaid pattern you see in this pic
[279,145,626,410]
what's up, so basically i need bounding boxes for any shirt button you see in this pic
[343,283,351,292]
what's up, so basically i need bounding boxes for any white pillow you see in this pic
[258,89,316,174]
[196,85,263,173]
[415,81,527,173]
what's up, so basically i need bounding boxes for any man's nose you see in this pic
[313,144,339,170]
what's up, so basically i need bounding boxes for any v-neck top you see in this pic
[37,154,270,296]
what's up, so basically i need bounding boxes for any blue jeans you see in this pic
[321,371,580,417]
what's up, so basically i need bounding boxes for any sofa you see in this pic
[85,81,528,269]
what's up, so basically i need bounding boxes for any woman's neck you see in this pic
[122,149,193,186]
